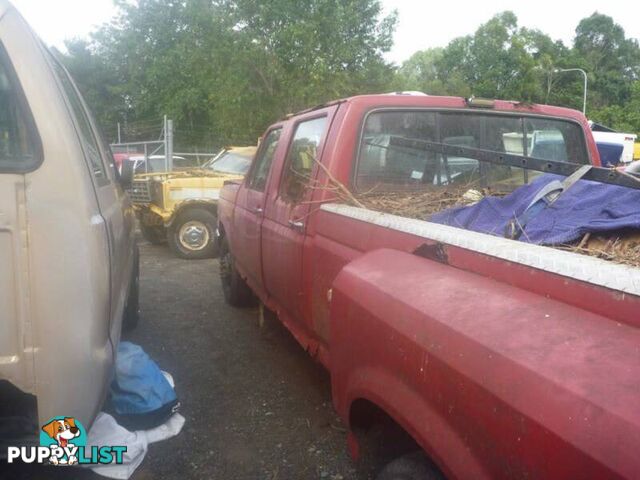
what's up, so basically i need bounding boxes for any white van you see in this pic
[0,0,138,448]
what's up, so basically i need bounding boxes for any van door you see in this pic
[262,107,337,330]
[0,42,41,397]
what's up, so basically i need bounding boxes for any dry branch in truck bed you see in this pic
[355,187,486,219]
[560,232,640,268]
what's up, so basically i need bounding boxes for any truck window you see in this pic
[247,128,281,191]
[358,111,438,189]
[47,52,109,185]
[525,117,588,163]
[356,110,589,192]
[281,116,327,201]
[0,44,40,172]
[439,112,528,188]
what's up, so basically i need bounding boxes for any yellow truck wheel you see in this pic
[168,208,217,259]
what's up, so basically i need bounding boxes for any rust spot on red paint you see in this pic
[414,242,448,264]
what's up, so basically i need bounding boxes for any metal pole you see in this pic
[581,70,587,115]
[144,143,148,174]
[163,115,168,172]
[167,119,174,172]
[117,122,121,144]
[554,68,588,115]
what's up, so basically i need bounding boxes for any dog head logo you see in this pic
[40,416,87,465]
[41,417,80,448]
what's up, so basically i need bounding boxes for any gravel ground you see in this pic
[3,239,372,480]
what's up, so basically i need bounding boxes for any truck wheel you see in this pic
[122,247,140,332]
[168,208,217,260]
[376,452,443,480]
[219,236,256,307]
[140,224,166,245]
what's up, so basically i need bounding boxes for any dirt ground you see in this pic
[5,238,375,480]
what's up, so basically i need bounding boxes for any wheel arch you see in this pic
[348,395,445,479]
[339,361,494,480]
[167,199,218,226]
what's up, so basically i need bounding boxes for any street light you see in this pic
[553,68,588,115]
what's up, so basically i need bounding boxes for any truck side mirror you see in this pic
[120,160,134,188]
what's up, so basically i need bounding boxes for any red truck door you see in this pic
[262,108,336,327]
[231,128,283,297]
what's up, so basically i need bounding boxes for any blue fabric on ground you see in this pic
[429,174,640,245]
[111,342,177,415]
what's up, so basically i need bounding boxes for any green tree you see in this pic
[58,39,125,142]
[393,48,470,96]
[573,13,640,109]
[590,81,640,134]
[61,0,397,148]
[434,12,544,101]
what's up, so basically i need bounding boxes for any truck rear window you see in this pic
[356,110,589,192]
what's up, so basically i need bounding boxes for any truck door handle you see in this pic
[288,219,304,230]
[251,207,263,215]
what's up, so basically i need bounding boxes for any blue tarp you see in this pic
[429,174,640,245]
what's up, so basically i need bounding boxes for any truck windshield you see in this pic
[207,151,252,175]
[356,110,589,192]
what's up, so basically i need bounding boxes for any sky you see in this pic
[10,0,640,65]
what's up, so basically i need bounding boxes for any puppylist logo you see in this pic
[6,416,126,466]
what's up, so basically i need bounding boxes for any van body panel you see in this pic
[0,2,135,428]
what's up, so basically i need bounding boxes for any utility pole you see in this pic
[554,68,588,115]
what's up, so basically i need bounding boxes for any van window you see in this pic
[247,129,281,191]
[0,45,40,172]
[281,116,327,201]
[356,110,589,192]
[48,54,109,184]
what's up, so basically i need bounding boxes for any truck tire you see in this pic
[219,236,256,307]
[122,247,140,332]
[168,208,217,260]
[140,224,166,245]
[376,452,443,480]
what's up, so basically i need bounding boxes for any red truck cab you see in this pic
[217,94,639,479]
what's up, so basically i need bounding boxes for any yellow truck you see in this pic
[128,146,256,259]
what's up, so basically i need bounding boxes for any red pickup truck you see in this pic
[217,94,640,479]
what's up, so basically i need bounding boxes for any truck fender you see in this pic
[329,248,491,480]
[166,199,218,227]
[343,369,489,480]
[329,248,636,480]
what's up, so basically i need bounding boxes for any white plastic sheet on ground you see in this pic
[84,411,185,479]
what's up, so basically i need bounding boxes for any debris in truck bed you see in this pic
[560,232,640,268]
[355,187,491,219]
[351,186,640,268]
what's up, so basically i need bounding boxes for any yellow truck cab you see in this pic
[129,146,256,259]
